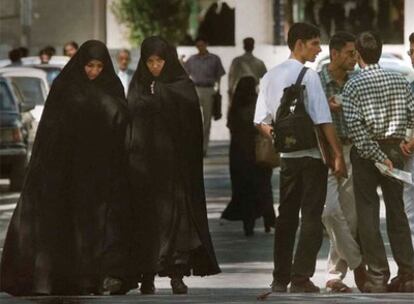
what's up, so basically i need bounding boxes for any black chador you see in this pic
[0,40,129,296]
[127,37,220,291]
[221,76,276,236]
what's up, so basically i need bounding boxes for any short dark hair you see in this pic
[243,37,254,52]
[195,36,208,44]
[18,47,28,57]
[329,31,355,52]
[355,31,382,64]
[409,32,414,44]
[39,49,50,57]
[43,46,56,56]
[9,49,22,62]
[287,22,320,51]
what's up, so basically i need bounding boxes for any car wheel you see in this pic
[10,156,28,192]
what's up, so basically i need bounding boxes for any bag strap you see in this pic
[295,67,308,86]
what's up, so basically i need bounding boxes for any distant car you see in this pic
[0,55,69,69]
[0,67,49,140]
[315,52,414,83]
[0,76,35,191]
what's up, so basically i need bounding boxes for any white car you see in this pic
[0,67,50,140]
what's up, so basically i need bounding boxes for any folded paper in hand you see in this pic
[375,163,413,185]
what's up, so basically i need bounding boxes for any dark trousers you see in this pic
[351,144,414,285]
[273,157,328,284]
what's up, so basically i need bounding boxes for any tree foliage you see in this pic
[111,0,192,46]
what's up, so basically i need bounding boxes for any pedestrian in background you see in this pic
[184,36,225,156]
[63,41,79,58]
[116,49,134,96]
[254,22,346,293]
[404,32,414,241]
[228,37,267,102]
[0,40,130,296]
[6,49,23,67]
[342,31,414,292]
[39,48,51,64]
[126,36,220,295]
[318,31,365,293]
[221,76,275,236]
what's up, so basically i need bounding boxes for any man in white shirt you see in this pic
[254,22,346,293]
[116,49,134,96]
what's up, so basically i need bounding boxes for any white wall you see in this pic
[106,0,409,141]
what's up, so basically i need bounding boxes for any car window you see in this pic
[0,81,17,112]
[11,77,45,106]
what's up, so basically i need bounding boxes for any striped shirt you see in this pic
[342,64,414,162]
[319,64,351,139]
[184,52,225,87]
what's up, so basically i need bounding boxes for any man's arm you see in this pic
[319,123,347,177]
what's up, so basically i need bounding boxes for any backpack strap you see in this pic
[295,67,308,86]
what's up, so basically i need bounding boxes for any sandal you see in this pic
[326,279,353,293]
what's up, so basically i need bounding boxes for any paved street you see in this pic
[0,141,413,303]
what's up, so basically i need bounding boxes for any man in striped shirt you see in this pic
[342,31,414,293]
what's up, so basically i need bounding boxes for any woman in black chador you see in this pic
[0,40,130,296]
[127,36,220,294]
[221,76,276,236]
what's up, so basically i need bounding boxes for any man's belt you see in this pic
[376,138,403,145]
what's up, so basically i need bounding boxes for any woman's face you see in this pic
[84,59,104,80]
[146,55,165,77]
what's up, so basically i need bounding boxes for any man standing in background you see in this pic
[228,37,267,101]
[116,49,134,96]
[184,36,225,156]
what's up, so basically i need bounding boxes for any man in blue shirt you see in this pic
[184,37,225,156]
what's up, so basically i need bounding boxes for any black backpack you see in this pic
[273,67,317,152]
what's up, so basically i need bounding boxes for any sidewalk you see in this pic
[1,141,413,303]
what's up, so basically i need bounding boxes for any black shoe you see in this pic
[102,277,123,294]
[290,278,320,293]
[140,274,155,295]
[171,277,188,294]
[270,280,287,292]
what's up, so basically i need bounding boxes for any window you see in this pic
[0,81,17,112]
[11,77,45,106]
[273,0,404,45]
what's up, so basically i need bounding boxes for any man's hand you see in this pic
[400,140,414,157]
[328,96,342,113]
[256,123,273,139]
[333,154,348,179]
[383,159,394,171]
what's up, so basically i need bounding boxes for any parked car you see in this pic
[0,76,35,191]
[0,67,49,140]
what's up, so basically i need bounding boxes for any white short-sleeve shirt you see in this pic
[254,58,332,158]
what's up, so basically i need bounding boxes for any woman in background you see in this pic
[221,76,276,236]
